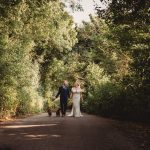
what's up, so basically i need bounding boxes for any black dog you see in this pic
[47,107,52,117]
[56,108,61,117]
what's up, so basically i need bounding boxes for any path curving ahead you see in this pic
[0,113,141,150]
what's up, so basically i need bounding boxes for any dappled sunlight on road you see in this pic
[51,134,62,138]
[24,134,61,138]
[3,124,58,129]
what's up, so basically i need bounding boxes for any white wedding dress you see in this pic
[68,87,83,117]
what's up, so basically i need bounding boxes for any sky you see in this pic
[64,0,107,25]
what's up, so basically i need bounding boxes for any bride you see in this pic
[68,81,83,117]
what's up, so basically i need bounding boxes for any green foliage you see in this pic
[75,17,118,75]
[42,54,85,99]
[43,99,58,112]
[84,82,121,114]
[0,0,77,118]
[0,0,149,122]
[81,0,150,121]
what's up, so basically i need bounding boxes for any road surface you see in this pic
[0,113,144,150]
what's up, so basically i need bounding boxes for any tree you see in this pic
[0,0,77,118]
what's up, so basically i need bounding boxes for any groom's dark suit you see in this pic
[56,85,70,116]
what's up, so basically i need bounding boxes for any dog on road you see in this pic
[56,108,61,117]
[47,107,52,117]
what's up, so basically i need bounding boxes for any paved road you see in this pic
[0,113,140,150]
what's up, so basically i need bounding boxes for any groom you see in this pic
[55,80,70,117]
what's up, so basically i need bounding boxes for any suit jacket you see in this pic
[56,85,70,101]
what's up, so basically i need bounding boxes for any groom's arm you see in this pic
[55,86,61,98]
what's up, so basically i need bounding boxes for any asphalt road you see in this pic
[0,113,140,150]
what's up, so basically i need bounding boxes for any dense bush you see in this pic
[84,82,121,114]
[84,80,150,121]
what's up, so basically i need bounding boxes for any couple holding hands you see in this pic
[54,80,84,117]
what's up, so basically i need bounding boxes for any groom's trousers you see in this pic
[60,100,67,115]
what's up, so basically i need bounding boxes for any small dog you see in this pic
[56,108,61,117]
[47,107,52,117]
